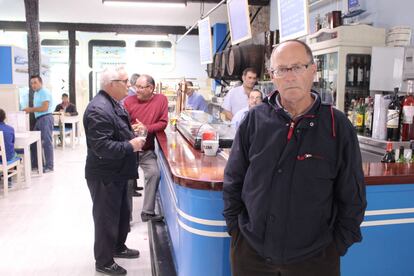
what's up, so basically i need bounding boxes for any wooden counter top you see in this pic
[363,162,414,185]
[156,129,229,190]
[156,130,414,190]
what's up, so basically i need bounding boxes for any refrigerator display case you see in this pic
[307,25,385,112]
[176,110,236,150]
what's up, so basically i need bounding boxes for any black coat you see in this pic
[83,90,138,181]
[55,103,78,116]
[223,91,366,265]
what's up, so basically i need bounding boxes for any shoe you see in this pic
[133,191,142,197]
[141,212,164,222]
[43,168,54,173]
[114,247,140,259]
[96,262,126,275]
[135,186,144,191]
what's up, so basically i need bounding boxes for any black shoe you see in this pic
[141,212,164,222]
[133,191,142,197]
[135,186,144,191]
[114,247,140,259]
[96,262,126,275]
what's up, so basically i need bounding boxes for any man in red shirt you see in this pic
[124,74,168,222]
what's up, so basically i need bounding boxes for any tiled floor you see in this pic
[0,140,152,276]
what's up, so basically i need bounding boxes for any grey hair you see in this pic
[130,73,140,86]
[100,67,126,89]
[270,39,314,68]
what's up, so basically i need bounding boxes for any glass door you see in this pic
[313,52,338,105]
[344,54,371,113]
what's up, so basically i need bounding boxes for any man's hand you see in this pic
[129,137,146,152]
[23,107,32,113]
[132,119,147,132]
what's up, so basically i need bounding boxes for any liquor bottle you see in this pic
[346,56,355,87]
[347,99,356,125]
[364,97,373,137]
[396,146,406,163]
[386,88,401,141]
[381,141,395,163]
[401,80,414,141]
[357,57,364,87]
[364,56,371,87]
[410,142,414,163]
[355,98,365,134]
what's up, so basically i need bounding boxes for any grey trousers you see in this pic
[139,150,160,214]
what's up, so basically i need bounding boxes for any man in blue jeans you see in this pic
[23,75,54,173]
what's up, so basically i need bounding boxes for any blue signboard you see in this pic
[198,17,213,64]
[227,0,252,45]
[278,0,309,41]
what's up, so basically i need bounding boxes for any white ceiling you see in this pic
[0,0,229,27]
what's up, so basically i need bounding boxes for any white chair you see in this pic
[53,113,72,149]
[0,131,22,197]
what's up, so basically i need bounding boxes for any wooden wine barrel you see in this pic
[206,62,214,78]
[220,48,230,78]
[226,44,265,78]
[213,52,222,78]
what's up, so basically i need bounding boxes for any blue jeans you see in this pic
[31,114,54,170]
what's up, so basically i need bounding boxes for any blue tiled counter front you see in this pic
[342,184,414,276]
[156,146,231,276]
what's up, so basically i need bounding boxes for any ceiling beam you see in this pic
[0,21,199,35]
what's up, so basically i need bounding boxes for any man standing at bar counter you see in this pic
[221,67,257,120]
[124,74,168,222]
[23,75,54,173]
[223,40,367,276]
[185,80,208,112]
[83,67,145,275]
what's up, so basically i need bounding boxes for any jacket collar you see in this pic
[98,90,128,117]
[265,90,321,119]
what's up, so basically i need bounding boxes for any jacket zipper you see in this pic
[296,153,325,160]
[287,121,295,141]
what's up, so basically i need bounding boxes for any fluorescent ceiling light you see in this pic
[102,0,187,8]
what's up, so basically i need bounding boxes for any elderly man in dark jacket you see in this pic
[223,40,367,276]
[83,67,145,276]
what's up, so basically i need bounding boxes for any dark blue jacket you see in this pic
[83,90,138,181]
[223,91,366,265]
[0,122,16,161]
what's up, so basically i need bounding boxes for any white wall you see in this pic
[270,0,414,41]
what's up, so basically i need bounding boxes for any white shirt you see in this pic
[221,85,249,116]
[231,107,249,129]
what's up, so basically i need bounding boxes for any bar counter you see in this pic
[155,129,414,276]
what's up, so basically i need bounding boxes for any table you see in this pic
[62,115,80,148]
[15,131,43,187]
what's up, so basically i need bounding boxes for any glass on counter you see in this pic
[176,110,236,150]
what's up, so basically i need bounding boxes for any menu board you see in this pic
[198,17,213,65]
[227,0,252,45]
[278,0,309,41]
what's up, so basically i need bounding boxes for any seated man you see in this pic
[185,81,208,112]
[231,89,263,129]
[55,93,78,116]
[0,108,18,187]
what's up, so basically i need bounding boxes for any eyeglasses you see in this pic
[136,85,152,90]
[111,79,129,84]
[270,63,313,78]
